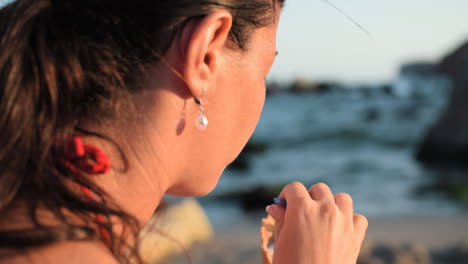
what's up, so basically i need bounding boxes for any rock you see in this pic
[227,140,269,172]
[289,79,336,93]
[234,186,277,211]
[400,62,437,77]
[358,242,432,264]
[433,241,468,264]
[242,140,269,154]
[139,199,213,263]
[382,83,394,96]
[358,242,383,264]
[215,185,285,211]
[363,107,380,122]
[228,154,250,171]
[416,40,468,167]
[395,243,431,264]
[266,81,283,95]
[414,169,468,203]
[358,256,385,264]
[372,243,400,263]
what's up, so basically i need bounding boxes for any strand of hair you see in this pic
[321,0,373,38]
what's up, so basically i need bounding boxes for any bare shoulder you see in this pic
[0,241,118,264]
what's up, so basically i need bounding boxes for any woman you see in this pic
[0,0,368,263]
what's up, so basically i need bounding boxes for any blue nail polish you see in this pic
[273,197,287,208]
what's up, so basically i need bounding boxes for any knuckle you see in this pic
[309,182,334,201]
[335,192,353,204]
[283,182,311,204]
[362,216,369,229]
[355,214,369,230]
[287,181,305,191]
[310,182,330,192]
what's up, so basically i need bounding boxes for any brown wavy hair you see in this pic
[0,0,284,263]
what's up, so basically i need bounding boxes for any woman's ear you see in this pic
[179,10,233,98]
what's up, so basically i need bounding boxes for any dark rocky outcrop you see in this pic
[214,185,284,211]
[400,61,437,77]
[289,79,337,93]
[227,140,269,172]
[433,241,468,264]
[414,168,468,203]
[416,40,468,167]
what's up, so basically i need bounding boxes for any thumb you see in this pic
[266,205,286,235]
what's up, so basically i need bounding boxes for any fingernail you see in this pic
[265,205,271,214]
[273,197,287,208]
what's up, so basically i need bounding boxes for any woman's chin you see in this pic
[166,170,225,197]
[191,185,217,197]
[166,183,217,197]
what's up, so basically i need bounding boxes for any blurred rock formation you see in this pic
[289,78,337,93]
[139,199,213,263]
[400,62,437,77]
[416,40,468,167]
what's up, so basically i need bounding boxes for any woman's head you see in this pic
[0,0,284,261]
[156,5,283,197]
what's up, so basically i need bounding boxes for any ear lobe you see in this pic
[182,10,233,98]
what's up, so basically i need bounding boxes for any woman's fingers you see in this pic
[273,182,310,238]
[277,182,364,233]
[308,182,334,202]
[278,182,310,207]
[281,183,355,216]
[334,192,354,216]
[272,182,368,264]
[353,214,369,234]
[266,204,286,239]
[266,204,285,222]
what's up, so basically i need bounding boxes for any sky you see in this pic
[1,0,467,83]
[269,0,468,83]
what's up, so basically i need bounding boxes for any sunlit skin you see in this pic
[91,9,281,224]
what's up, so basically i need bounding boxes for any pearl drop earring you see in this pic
[194,87,208,131]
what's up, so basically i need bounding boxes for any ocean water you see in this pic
[198,76,465,228]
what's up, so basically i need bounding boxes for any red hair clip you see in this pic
[62,136,112,246]
[63,136,111,175]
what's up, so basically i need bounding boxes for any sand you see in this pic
[161,214,468,264]
[365,215,468,248]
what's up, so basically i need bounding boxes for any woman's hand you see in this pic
[267,182,368,264]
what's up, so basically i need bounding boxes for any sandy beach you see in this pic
[364,215,468,248]
[161,214,468,264]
